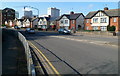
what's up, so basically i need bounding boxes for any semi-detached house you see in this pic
[85,7,120,32]
[56,11,85,31]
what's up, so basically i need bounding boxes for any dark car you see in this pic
[25,28,35,34]
[58,28,71,34]
[14,25,20,29]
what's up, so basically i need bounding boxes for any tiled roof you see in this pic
[56,13,83,20]
[85,9,120,19]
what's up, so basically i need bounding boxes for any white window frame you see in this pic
[65,20,68,24]
[101,26,107,31]
[100,18,107,23]
[72,20,75,24]
[93,26,98,30]
[93,18,98,23]
[86,19,89,23]
[113,18,117,22]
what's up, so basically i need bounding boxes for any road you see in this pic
[21,30,118,75]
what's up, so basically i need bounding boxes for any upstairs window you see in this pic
[100,18,107,23]
[113,18,117,22]
[72,20,75,24]
[93,18,98,23]
[60,20,63,24]
[65,20,68,24]
[86,19,89,23]
[40,21,42,24]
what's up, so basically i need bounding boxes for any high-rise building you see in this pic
[24,10,33,18]
[2,8,15,25]
[15,11,19,18]
[47,7,60,18]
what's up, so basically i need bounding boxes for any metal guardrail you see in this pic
[18,32,36,76]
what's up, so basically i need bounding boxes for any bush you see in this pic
[107,25,116,31]
[1,24,6,27]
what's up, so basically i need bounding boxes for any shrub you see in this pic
[107,25,116,31]
[1,24,6,27]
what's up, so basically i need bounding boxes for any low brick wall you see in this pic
[76,31,115,36]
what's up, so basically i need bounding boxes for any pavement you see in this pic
[21,31,118,75]
[2,29,28,75]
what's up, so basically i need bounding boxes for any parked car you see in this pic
[28,28,35,34]
[58,28,71,34]
[25,28,30,32]
[14,25,20,29]
[25,28,35,34]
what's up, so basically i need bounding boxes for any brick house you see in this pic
[85,7,120,32]
[2,8,15,26]
[56,11,85,31]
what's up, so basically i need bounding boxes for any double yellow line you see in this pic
[28,41,61,76]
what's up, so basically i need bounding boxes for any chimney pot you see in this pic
[70,11,74,14]
[104,7,109,10]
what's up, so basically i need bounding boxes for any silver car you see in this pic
[58,28,71,34]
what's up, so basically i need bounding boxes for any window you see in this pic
[93,26,98,30]
[113,18,117,22]
[60,20,63,24]
[40,21,42,24]
[72,20,74,24]
[101,26,107,31]
[86,19,89,23]
[93,18,98,23]
[65,20,68,24]
[43,21,46,24]
[100,18,107,23]
[86,26,89,30]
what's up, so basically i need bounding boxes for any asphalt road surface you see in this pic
[21,30,118,75]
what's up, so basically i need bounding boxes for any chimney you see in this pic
[70,11,74,14]
[48,15,51,18]
[104,7,109,10]
[34,16,36,18]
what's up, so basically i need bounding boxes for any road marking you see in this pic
[49,36,118,47]
[28,41,61,76]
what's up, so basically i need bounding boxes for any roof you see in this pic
[44,17,50,21]
[85,9,120,19]
[23,18,32,22]
[56,13,84,20]
[38,17,50,21]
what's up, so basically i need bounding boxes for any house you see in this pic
[38,17,50,30]
[49,17,57,30]
[16,19,24,27]
[2,8,15,25]
[56,11,85,31]
[4,20,14,27]
[23,18,32,28]
[85,7,120,32]
[32,17,39,28]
